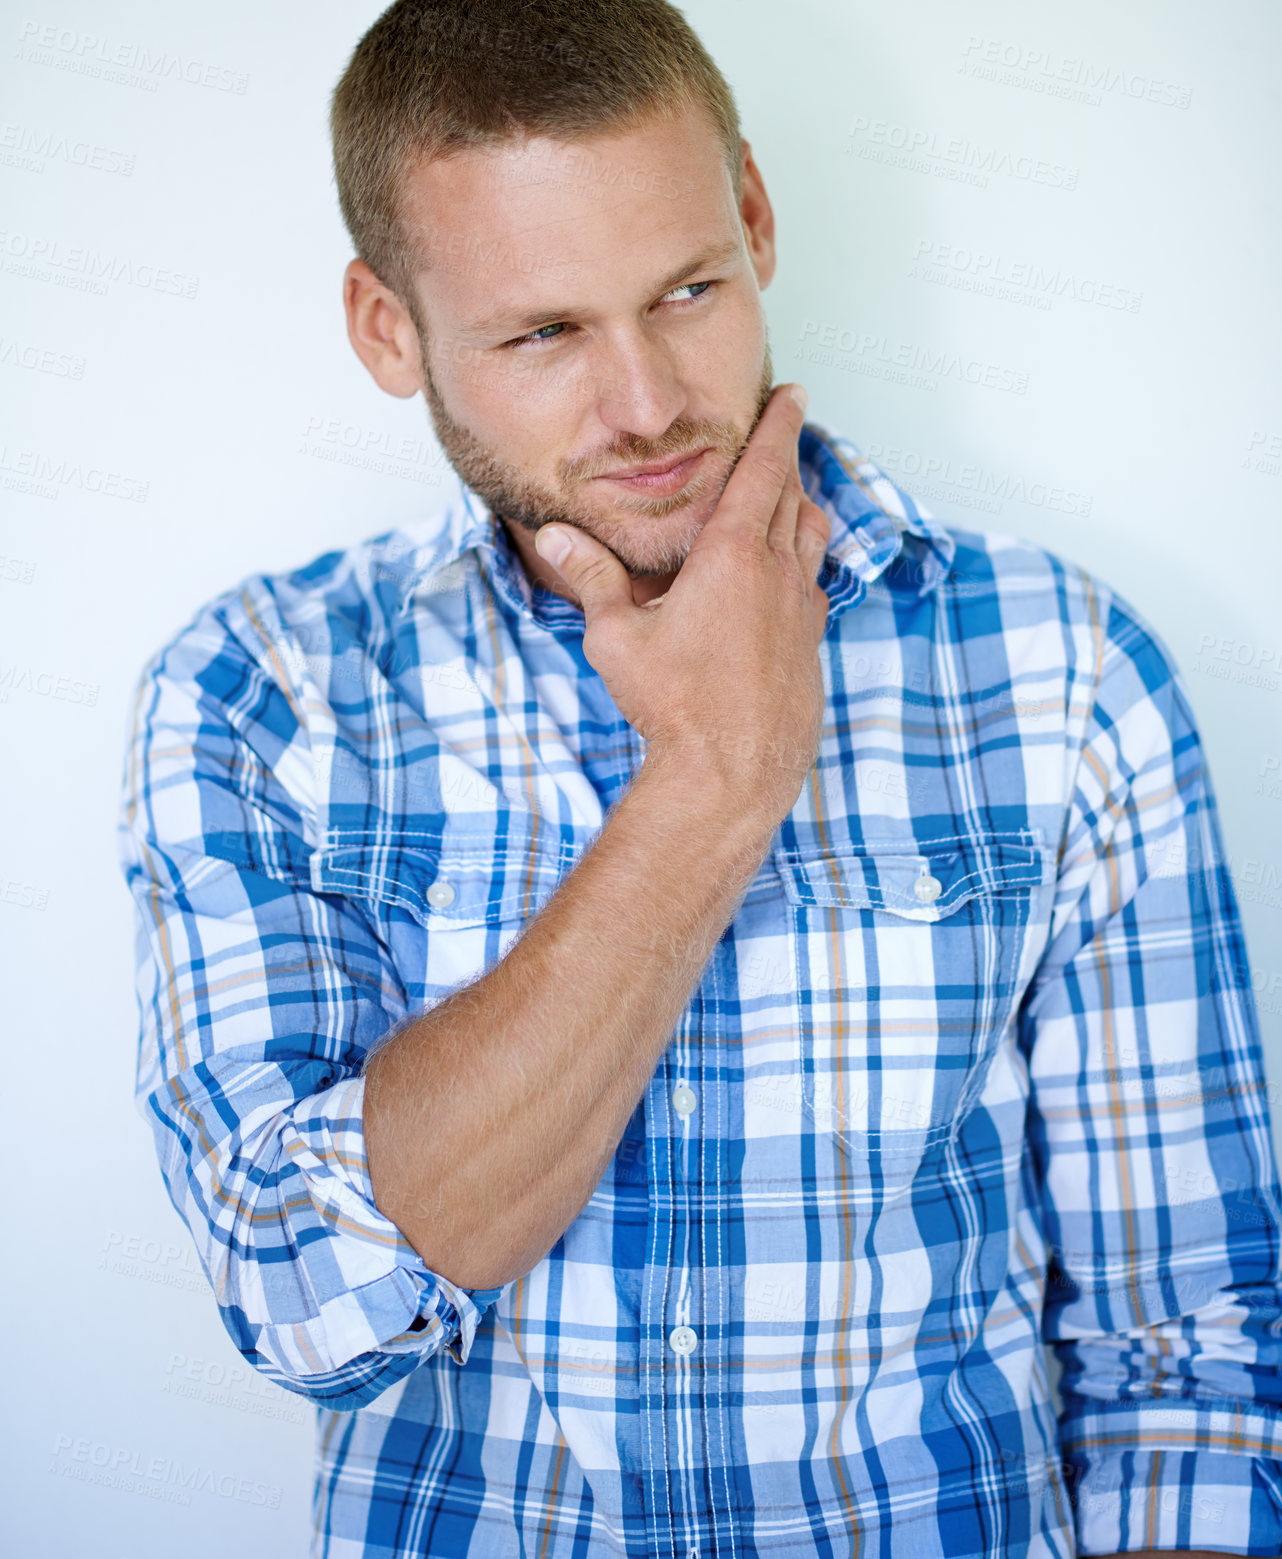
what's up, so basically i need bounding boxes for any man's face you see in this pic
[397,101,777,587]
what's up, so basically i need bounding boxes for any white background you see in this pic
[2,2,1280,1553]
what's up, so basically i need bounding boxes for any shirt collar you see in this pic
[392,419,955,632]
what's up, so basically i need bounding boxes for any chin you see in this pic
[615,521,707,580]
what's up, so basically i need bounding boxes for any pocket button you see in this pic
[913,872,942,904]
[426,879,456,908]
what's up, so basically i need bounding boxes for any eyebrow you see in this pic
[459,237,743,340]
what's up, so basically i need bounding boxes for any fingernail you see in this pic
[789,385,809,412]
[535,526,572,568]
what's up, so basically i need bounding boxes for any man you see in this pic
[116,2,1282,1556]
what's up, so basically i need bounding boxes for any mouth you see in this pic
[594,447,712,494]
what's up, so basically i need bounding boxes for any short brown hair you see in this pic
[329,0,743,326]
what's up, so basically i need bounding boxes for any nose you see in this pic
[590,329,687,444]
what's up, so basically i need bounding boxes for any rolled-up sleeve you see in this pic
[117,607,503,1411]
[1018,590,1282,1552]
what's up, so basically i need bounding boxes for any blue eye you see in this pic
[508,279,717,349]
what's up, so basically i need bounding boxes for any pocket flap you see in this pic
[308,826,572,925]
[774,829,1052,920]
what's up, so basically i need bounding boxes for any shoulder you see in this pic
[130,521,452,702]
[860,469,1180,688]
[849,448,1189,729]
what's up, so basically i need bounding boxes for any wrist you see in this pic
[632,746,783,847]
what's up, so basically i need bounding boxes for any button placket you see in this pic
[700,940,738,1558]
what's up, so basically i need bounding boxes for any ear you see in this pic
[738,138,777,292]
[341,258,423,399]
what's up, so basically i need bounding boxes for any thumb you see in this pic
[533,524,634,620]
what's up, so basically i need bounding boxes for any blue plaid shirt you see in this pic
[117,420,1282,1558]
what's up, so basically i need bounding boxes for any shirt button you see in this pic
[913,873,942,904]
[672,1084,697,1117]
[426,880,455,908]
[669,1326,698,1356]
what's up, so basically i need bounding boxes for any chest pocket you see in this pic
[770,828,1052,1176]
[307,824,579,996]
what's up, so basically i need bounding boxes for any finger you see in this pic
[811,580,831,646]
[794,497,832,583]
[764,434,804,555]
[699,383,808,548]
[532,524,635,624]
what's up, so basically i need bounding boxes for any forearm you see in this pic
[362,751,779,1288]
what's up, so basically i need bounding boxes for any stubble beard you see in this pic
[412,305,776,580]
